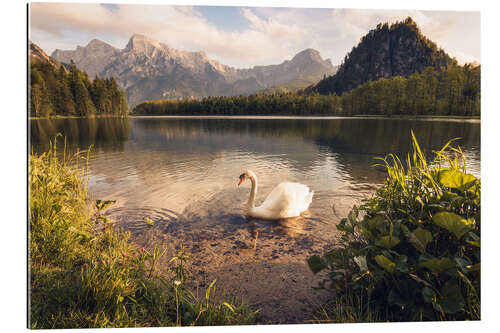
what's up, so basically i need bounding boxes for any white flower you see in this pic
[174,280,181,286]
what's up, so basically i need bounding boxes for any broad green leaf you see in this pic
[432,212,473,239]
[420,257,455,273]
[422,286,436,303]
[376,235,400,249]
[438,169,477,191]
[360,227,374,240]
[354,256,368,272]
[365,215,385,231]
[409,227,432,253]
[400,224,410,236]
[395,255,408,273]
[325,249,349,267]
[308,255,327,274]
[375,255,395,273]
[440,282,465,314]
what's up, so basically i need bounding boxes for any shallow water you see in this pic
[30,116,480,323]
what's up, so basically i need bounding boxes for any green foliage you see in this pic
[339,65,480,117]
[308,133,480,322]
[133,63,480,118]
[133,91,342,116]
[313,17,458,96]
[29,62,129,117]
[29,139,256,328]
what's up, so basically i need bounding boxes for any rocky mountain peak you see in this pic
[51,34,338,105]
[125,34,166,54]
[291,48,322,63]
[30,41,66,70]
[87,38,115,49]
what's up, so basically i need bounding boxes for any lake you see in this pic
[29,116,480,323]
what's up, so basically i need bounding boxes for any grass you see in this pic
[29,138,257,328]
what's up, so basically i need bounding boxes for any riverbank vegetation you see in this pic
[30,62,129,117]
[308,133,480,322]
[29,140,256,328]
[133,63,480,117]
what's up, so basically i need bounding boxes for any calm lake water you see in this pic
[29,116,480,323]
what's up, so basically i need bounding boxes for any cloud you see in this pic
[30,3,308,67]
[29,3,479,67]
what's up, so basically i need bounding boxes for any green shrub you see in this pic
[308,132,480,322]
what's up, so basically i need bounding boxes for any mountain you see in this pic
[29,40,67,71]
[51,34,336,105]
[52,39,120,78]
[312,17,457,95]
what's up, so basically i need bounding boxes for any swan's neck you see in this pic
[247,175,258,209]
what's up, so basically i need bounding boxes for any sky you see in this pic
[29,2,480,68]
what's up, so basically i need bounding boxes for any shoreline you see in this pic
[29,114,129,120]
[29,114,480,122]
[129,114,480,122]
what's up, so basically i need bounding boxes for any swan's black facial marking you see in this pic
[238,173,246,186]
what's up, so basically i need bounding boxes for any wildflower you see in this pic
[122,252,127,258]
[118,261,123,265]
[174,280,181,286]
[140,247,146,253]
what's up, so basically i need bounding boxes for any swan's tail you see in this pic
[304,190,314,211]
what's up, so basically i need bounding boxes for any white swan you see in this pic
[238,170,314,219]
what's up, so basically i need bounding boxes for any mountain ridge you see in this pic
[51,35,337,105]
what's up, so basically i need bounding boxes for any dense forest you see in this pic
[30,61,129,117]
[133,64,480,117]
[312,17,457,96]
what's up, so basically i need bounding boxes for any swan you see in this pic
[238,170,314,219]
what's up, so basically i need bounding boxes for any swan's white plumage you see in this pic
[240,170,313,219]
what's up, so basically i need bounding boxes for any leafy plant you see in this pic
[308,132,480,322]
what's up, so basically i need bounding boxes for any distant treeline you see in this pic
[133,64,480,117]
[30,62,129,117]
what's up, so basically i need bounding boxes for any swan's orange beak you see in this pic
[238,174,245,186]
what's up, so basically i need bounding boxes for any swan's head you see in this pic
[238,170,255,186]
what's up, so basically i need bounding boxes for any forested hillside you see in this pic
[312,17,457,95]
[29,42,129,117]
[133,64,480,117]
[30,62,129,117]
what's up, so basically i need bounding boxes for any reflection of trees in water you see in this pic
[30,117,131,154]
[131,118,479,155]
[131,117,480,180]
[30,117,480,187]
[309,119,481,180]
